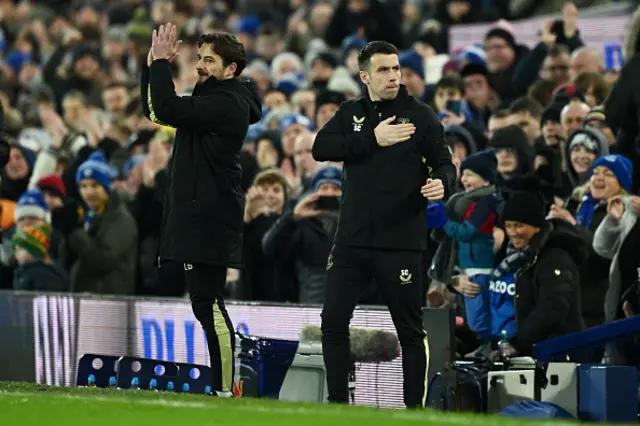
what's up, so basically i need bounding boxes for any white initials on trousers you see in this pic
[490,280,516,296]
[184,263,194,271]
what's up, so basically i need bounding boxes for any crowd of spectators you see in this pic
[0,0,639,360]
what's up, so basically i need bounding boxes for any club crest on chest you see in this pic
[352,116,365,132]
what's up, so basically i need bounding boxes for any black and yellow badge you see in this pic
[352,116,365,132]
[399,269,412,284]
[397,117,411,124]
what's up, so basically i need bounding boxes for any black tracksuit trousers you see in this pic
[321,244,429,408]
[163,261,236,393]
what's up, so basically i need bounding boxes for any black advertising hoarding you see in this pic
[0,292,36,382]
[0,292,454,409]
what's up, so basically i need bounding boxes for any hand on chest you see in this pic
[351,112,423,136]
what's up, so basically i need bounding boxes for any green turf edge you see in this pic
[0,381,617,426]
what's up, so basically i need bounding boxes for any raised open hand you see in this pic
[151,23,182,63]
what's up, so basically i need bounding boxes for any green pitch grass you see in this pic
[0,381,589,426]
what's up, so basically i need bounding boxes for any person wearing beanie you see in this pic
[429,149,502,343]
[553,83,586,107]
[584,105,615,150]
[0,188,56,287]
[0,187,69,281]
[310,53,338,90]
[53,149,137,295]
[489,178,586,359]
[14,188,51,227]
[563,127,609,188]
[36,174,67,209]
[540,103,565,147]
[559,154,632,229]
[1,144,35,202]
[549,154,632,329]
[255,131,285,170]
[315,90,346,130]
[275,72,306,97]
[280,113,313,158]
[399,50,427,101]
[484,26,524,105]
[489,125,535,195]
[262,165,343,304]
[263,87,289,112]
[11,224,69,292]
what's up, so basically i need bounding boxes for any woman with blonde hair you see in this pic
[548,154,633,328]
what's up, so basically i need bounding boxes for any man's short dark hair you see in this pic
[435,75,465,94]
[357,41,399,71]
[198,32,248,77]
[509,96,543,119]
[547,44,570,58]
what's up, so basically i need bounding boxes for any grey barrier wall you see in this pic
[0,291,456,408]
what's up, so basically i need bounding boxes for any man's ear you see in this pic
[359,70,368,86]
[226,62,238,78]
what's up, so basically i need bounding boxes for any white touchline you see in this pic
[0,392,578,426]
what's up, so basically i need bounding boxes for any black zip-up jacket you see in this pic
[312,85,456,251]
[506,219,587,356]
[141,60,262,267]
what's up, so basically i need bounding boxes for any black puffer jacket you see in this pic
[508,219,587,356]
[141,60,262,267]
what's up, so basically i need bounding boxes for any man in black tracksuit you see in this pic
[312,41,456,408]
[141,26,262,395]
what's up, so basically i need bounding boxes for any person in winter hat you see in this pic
[399,50,427,101]
[36,174,66,210]
[1,144,36,202]
[549,154,633,329]
[11,223,69,292]
[315,90,346,130]
[0,188,55,286]
[489,125,535,196]
[280,113,313,157]
[564,127,609,189]
[430,149,502,341]
[69,151,114,231]
[583,105,615,150]
[14,188,51,227]
[53,149,137,294]
[490,176,585,359]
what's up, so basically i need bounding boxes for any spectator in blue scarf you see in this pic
[52,150,137,294]
[548,154,633,328]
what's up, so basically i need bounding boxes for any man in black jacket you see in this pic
[141,24,262,396]
[312,41,456,408]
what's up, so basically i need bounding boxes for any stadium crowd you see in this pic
[0,0,639,360]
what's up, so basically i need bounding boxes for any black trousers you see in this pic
[163,261,235,393]
[321,244,429,408]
